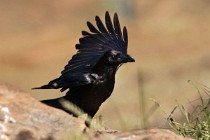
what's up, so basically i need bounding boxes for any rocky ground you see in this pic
[0,83,193,140]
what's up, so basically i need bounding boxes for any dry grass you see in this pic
[168,82,210,139]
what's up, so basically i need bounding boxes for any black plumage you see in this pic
[33,11,135,126]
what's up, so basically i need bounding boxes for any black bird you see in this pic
[33,11,135,126]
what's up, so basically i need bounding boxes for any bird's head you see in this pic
[93,50,134,74]
[104,50,135,65]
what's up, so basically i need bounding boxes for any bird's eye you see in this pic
[108,54,120,62]
[116,53,121,58]
[113,53,121,60]
[113,53,120,58]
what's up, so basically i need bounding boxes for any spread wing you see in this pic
[32,11,129,92]
[61,11,128,75]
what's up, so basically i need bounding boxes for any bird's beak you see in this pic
[121,54,135,63]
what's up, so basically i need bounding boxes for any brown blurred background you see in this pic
[0,0,210,130]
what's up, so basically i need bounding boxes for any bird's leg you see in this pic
[85,118,91,127]
[85,110,98,127]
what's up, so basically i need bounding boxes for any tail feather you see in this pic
[32,78,60,90]
[32,84,54,90]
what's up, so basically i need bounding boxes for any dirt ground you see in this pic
[1,0,210,130]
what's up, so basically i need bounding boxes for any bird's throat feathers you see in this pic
[93,63,118,78]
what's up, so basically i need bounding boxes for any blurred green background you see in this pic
[1,0,210,130]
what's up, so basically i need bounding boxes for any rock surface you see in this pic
[0,83,85,140]
[113,129,193,140]
[0,83,193,140]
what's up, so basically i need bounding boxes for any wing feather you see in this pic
[87,21,100,33]
[61,11,128,79]
[114,13,122,38]
[105,11,115,34]
[82,31,91,36]
[95,16,108,33]
[123,27,128,47]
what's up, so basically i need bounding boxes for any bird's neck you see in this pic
[93,63,118,78]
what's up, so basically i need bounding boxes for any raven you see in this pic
[33,11,135,126]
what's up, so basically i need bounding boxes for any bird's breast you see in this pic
[93,78,115,102]
[65,73,115,115]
